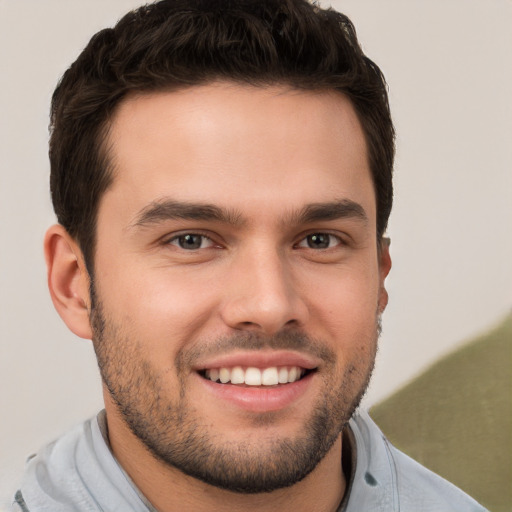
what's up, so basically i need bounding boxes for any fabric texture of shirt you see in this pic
[12,410,487,512]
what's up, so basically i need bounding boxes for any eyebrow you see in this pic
[129,197,368,230]
[130,200,244,228]
[292,199,368,226]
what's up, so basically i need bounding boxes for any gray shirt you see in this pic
[12,410,487,511]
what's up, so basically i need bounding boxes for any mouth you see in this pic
[192,351,320,412]
[198,366,315,387]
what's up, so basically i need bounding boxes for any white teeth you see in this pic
[261,367,279,386]
[205,366,305,386]
[230,366,245,384]
[278,367,289,384]
[245,367,262,386]
[219,367,230,384]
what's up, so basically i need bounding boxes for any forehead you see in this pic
[102,82,375,228]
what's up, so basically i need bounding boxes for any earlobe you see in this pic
[378,238,392,313]
[44,224,93,340]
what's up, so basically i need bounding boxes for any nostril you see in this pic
[219,284,308,335]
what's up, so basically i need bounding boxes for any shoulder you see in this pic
[13,417,98,512]
[14,412,149,512]
[344,410,488,512]
[383,436,487,511]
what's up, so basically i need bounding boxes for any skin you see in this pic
[45,82,391,512]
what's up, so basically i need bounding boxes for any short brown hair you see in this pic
[50,0,394,271]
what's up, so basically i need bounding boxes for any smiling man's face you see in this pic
[89,83,391,493]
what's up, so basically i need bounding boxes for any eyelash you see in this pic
[165,232,217,250]
[163,231,345,251]
[295,232,345,250]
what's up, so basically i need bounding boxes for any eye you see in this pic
[167,233,215,250]
[297,233,342,250]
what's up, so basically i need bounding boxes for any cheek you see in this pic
[300,260,380,333]
[97,263,224,353]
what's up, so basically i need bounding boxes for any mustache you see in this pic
[177,330,336,370]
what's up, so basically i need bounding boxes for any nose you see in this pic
[220,247,308,335]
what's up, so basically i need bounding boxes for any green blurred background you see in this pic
[371,313,512,512]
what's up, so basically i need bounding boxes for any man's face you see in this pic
[90,83,390,492]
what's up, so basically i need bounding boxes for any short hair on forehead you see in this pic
[49,0,394,273]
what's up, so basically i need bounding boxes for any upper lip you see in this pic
[192,350,320,371]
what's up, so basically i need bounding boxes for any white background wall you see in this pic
[1,0,511,507]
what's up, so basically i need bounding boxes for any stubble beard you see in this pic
[90,287,379,494]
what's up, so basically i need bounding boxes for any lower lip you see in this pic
[197,372,315,413]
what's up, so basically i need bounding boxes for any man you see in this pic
[13,1,486,511]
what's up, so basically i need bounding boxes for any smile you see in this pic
[193,351,320,411]
[202,366,310,386]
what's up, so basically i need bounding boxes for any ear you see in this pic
[377,237,392,313]
[44,224,93,340]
